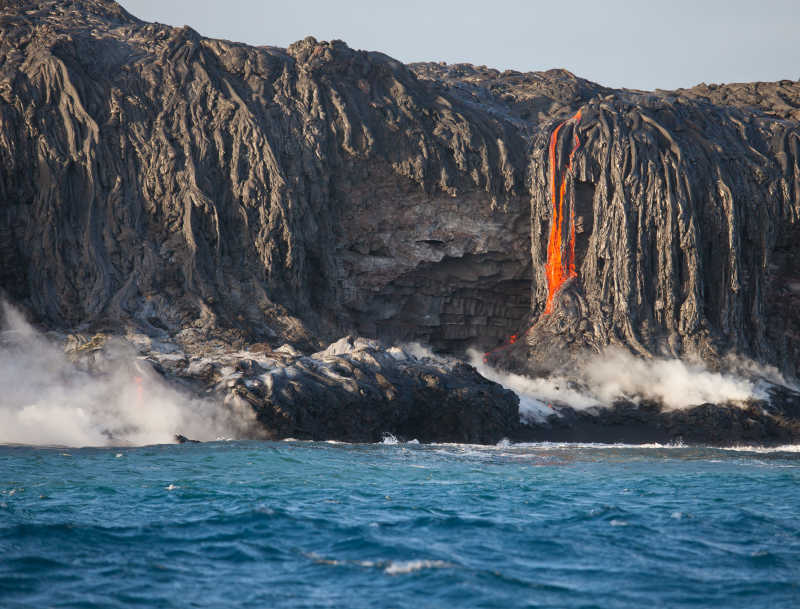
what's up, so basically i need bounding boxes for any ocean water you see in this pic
[1,441,798,608]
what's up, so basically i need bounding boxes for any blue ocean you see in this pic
[1,440,798,608]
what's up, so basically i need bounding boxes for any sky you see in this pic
[117,0,799,91]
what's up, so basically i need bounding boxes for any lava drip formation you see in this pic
[483,110,584,363]
[544,109,583,314]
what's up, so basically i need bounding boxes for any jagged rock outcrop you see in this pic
[53,326,800,446]
[45,326,800,446]
[209,336,519,443]
[2,0,800,444]
[62,330,520,443]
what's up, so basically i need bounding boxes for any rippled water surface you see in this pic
[1,441,799,608]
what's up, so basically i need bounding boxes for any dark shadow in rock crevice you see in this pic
[350,253,532,356]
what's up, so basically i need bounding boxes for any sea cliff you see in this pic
[2,0,800,444]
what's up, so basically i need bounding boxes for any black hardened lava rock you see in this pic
[225,337,520,443]
[3,1,800,444]
[4,0,799,376]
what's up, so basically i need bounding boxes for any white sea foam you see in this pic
[304,552,451,575]
[0,302,245,447]
[381,433,400,445]
[384,560,452,575]
[429,440,800,454]
[717,444,800,453]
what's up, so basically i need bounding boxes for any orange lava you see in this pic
[544,109,582,314]
[482,109,583,363]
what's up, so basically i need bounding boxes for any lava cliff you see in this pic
[2,0,800,385]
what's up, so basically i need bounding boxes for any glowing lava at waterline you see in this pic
[483,110,584,363]
[545,109,583,313]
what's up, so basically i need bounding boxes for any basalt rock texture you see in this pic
[211,336,520,444]
[52,327,800,446]
[2,0,800,443]
[0,0,531,357]
[47,326,800,446]
[489,88,800,378]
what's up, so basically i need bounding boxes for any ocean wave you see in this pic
[304,553,453,575]
[383,559,452,575]
[715,444,800,453]
[428,441,800,453]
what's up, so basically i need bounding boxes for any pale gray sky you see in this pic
[117,0,799,90]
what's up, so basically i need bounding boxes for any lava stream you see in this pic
[483,109,583,363]
[545,109,583,313]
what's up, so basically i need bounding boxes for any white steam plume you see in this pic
[0,302,240,447]
[402,342,439,360]
[581,348,762,409]
[468,347,768,422]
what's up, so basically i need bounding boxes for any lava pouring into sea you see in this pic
[545,109,583,313]
[483,110,583,363]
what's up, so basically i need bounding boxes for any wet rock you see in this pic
[231,336,520,443]
[108,333,520,443]
[514,388,800,446]
[174,434,200,444]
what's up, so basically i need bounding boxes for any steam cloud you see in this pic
[0,299,785,445]
[0,302,241,447]
[469,348,771,423]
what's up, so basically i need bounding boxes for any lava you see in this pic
[483,109,583,363]
[544,109,583,313]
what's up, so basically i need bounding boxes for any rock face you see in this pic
[57,329,520,444]
[55,327,800,446]
[0,0,530,356]
[517,392,800,446]
[194,336,520,444]
[2,0,800,444]
[516,94,800,377]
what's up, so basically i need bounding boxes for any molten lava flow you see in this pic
[482,109,583,363]
[544,109,583,313]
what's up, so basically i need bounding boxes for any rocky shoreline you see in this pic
[60,330,800,447]
[2,1,800,447]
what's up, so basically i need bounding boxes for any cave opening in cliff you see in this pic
[350,253,533,356]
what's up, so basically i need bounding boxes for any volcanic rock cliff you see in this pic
[0,0,534,356]
[2,0,800,443]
